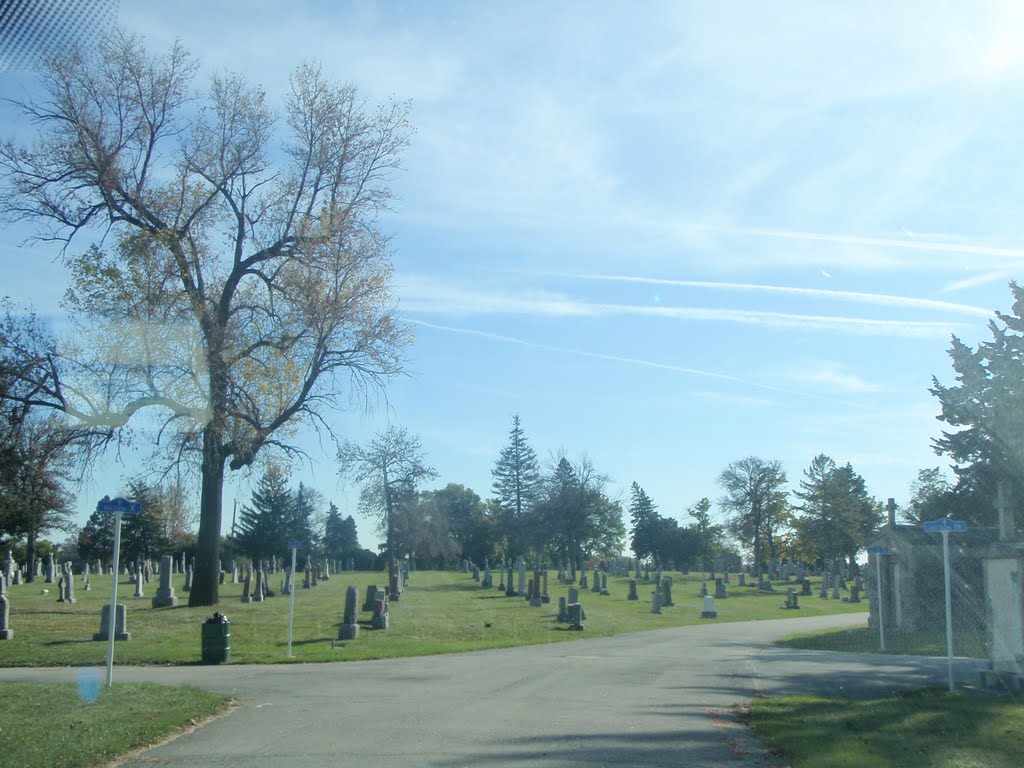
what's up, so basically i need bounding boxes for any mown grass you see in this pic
[0,569,866,666]
[0,682,232,768]
[776,624,989,658]
[738,688,1024,768]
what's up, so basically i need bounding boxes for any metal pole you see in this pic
[287,546,297,658]
[105,510,123,687]
[876,553,886,652]
[942,530,955,692]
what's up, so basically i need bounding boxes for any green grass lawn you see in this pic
[0,569,866,665]
[0,682,232,768]
[738,688,1024,768]
[776,624,989,658]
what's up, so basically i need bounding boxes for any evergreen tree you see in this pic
[792,455,882,566]
[628,482,659,561]
[236,465,293,562]
[931,283,1024,524]
[119,479,172,562]
[687,497,725,564]
[323,503,360,560]
[490,414,543,559]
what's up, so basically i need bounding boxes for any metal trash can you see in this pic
[201,612,231,664]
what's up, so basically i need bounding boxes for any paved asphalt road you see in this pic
[0,612,987,767]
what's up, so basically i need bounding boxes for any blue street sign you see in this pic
[287,540,302,550]
[96,497,142,515]
[866,545,891,555]
[924,518,967,533]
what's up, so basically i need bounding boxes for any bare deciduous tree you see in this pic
[0,32,413,605]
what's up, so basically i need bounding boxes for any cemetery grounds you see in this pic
[4,568,1020,767]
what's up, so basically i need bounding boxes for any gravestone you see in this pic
[661,576,673,606]
[848,584,861,603]
[339,585,359,640]
[715,578,727,600]
[579,572,588,590]
[801,577,812,596]
[13,569,22,586]
[363,585,378,611]
[498,568,505,591]
[231,565,238,584]
[240,567,253,604]
[133,567,144,598]
[819,577,829,598]
[784,589,800,610]
[281,567,293,596]
[253,567,266,602]
[541,570,550,603]
[45,554,55,584]
[0,577,12,639]
[557,595,569,622]
[182,565,193,593]
[591,569,601,593]
[371,588,389,630]
[627,579,638,600]
[472,565,480,582]
[568,587,580,606]
[482,565,492,588]
[152,555,179,607]
[60,562,76,604]
[517,560,526,596]
[505,566,516,597]
[650,589,662,614]
[93,603,130,641]
[701,595,718,619]
[303,564,312,589]
[738,572,746,587]
[3,550,13,585]
[700,579,708,597]
[568,601,584,631]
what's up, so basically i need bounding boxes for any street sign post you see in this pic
[866,545,891,651]
[96,496,142,687]
[924,518,968,692]
[286,540,301,658]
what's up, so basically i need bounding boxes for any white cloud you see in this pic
[398,274,962,338]
[569,274,992,317]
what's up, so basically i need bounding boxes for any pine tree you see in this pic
[323,503,360,560]
[236,465,293,562]
[628,481,659,561]
[490,414,542,559]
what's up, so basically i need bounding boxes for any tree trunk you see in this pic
[188,426,226,607]
[25,529,36,583]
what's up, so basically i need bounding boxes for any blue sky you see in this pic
[4,1,1024,550]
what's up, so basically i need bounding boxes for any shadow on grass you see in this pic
[43,639,99,646]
